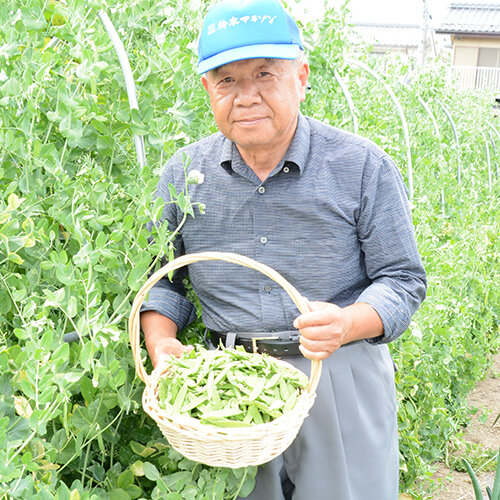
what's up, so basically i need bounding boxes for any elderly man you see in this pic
[140,0,427,498]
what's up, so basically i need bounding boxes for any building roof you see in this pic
[435,3,500,36]
[351,23,422,49]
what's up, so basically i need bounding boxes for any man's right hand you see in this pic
[148,336,193,368]
[140,311,192,368]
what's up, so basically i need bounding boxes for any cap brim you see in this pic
[197,43,301,74]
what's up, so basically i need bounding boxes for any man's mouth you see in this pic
[234,117,266,126]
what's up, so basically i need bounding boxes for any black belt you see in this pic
[208,330,301,357]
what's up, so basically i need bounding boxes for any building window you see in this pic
[478,48,500,68]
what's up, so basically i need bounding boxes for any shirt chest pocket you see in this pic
[293,235,364,303]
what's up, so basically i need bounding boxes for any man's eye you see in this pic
[218,77,233,84]
[258,71,271,78]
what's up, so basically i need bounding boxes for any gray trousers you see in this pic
[239,341,399,500]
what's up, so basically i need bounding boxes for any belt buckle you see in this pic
[251,336,280,354]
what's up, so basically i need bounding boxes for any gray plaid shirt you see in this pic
[142,114,426,343]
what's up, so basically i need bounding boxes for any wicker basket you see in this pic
[128,251,322,468]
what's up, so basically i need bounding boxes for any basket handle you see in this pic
[128,251,322,394]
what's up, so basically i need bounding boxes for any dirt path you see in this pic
[428,349,500,499]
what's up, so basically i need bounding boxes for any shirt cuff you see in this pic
[355,282,411,344]
[140,287,197,331]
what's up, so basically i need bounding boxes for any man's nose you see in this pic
[234,79,261,106]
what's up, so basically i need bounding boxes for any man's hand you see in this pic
[141,311,192,368]
[293,301,384,361]
[148,336,193,368]
[293,302,348,360]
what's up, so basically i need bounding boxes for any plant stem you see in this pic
[231,468,248,500]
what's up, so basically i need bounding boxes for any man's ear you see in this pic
[298,61,310,102]
[201,75,209,92]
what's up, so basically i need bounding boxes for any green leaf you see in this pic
[7,193,24,210]
[52,343,70,362]
[0,289,12,314]
[161,470,191,490]
[1,78,22,96]
[59,115,83,141]
[127,262,149,291]
[43,288,65,307]
[21,8,47,30]
[168,183,178,200]
[46,111,61,123]
[117,469,134,489]
[130,460,144,477]
[142,462,160,481]
[67,295,78,318]
[176,191,187,212]
[130,441,146,455]
[13,328,27,342]
[236,469,257,497]
[490,447,500,500]
[96,214,114,226]
[462,458,484,500]
[134,444,156,458]
[80,376,96,404]
[7,252,24,265]
[109,489,131,500]
[7,412,30,443]
[53,371,82,387]
[40,330,53,351]
[95,231,107,249]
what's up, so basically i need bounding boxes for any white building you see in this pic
[435,2,500,95]
[350,22,423,60]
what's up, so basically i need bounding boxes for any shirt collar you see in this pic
[220,137,237,174]
[283,113,310,175]
[219,113,310,176]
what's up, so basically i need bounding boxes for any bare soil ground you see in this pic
[426,349,500,499]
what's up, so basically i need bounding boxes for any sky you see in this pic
[289,0,488,27]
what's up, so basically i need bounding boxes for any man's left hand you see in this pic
[293,301,349,361]
[293,301,384,361]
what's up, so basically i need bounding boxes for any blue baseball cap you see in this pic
[197,0,303,74]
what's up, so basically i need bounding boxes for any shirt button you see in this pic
[258,186,265,194]
[260,236,267,244]
[264,285,272,293]
[283,166,290,173]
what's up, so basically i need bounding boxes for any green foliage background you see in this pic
[0,0,498,498]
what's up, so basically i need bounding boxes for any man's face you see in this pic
[201,57,309,155]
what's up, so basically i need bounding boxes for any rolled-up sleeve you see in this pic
[140,158,197,331]
[355,153,427,343]
[140,274,197,330]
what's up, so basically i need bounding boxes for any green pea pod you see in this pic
[201,417,252,427]
[181,394,208,413]
[248,379,266,402]
[173,381,189,412]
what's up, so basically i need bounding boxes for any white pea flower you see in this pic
[187,169,205,185]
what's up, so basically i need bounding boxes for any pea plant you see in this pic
[303,16,499,498]
[0,0,256,498]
